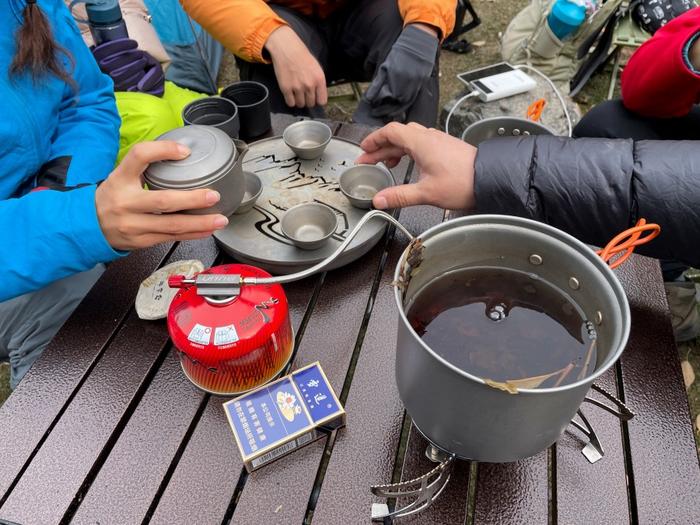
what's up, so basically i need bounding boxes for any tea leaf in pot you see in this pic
[483,362,576,394]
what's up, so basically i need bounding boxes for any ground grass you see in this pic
[683,343,700,451]
[0,363,10,405]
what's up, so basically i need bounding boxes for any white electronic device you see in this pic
[457,62,537,102]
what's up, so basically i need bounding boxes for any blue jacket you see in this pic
[0,0,122,301]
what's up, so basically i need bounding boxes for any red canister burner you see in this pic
[167,264,293,395]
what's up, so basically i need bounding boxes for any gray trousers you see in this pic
[0,265,104,389]
[236,0,440,127]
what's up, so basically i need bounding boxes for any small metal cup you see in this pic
[283,121,332,160]
[339,164,394,209]
[221,81,272,139]
[233,172,264,215]
[281,202,337,250]
[182,96,240,139]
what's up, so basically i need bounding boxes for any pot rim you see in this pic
[392,214,631,394]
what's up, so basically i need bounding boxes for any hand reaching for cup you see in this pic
[356,123,478,211]
[95,141,229,250]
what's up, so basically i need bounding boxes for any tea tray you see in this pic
[214,136,395,274]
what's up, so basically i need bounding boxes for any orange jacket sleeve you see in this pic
[399,0,456,40]
[179,0,288,63]
[180,0,456,63]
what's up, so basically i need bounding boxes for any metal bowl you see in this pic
[281,202,337,250]
[233,171,263,215]
[339,164,394,209]
[283,121,332,160]
[461,116,554,146]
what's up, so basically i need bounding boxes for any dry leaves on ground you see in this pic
[682,360,696,390]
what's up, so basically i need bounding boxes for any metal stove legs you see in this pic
[370,383,635,520]
[370,446,456,522]
[571,383,635,463]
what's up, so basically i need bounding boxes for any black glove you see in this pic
[361,25,438,122]
[92,38,165,96]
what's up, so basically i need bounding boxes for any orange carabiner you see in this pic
[596,218,661,269]
[526,99,546,122]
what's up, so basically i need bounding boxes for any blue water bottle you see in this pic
[84,0,129,45]
[547,0,587,40]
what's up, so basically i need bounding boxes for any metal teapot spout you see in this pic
[233,138,249,163]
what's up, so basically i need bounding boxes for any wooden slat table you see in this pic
[1,116,699,525]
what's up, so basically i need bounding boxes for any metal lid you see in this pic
[144,125,236,189]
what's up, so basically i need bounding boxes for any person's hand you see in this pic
[95,141,229,251]
[265,25,327,109]
[356,123,478,210]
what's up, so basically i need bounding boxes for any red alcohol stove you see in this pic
[167,264,293,395]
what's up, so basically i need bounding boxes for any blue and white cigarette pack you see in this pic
[223,362,346,472]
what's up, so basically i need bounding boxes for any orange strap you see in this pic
[526,99,546,122]
[596,219,661,269]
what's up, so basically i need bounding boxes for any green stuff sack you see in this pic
[115,81,207,162]
[501,0,624,91]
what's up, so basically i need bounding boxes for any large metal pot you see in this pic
[145,125,248,217]
[461,116,553,145]
[393,215,630,462]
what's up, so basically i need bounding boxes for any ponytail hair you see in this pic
[11,0,73,83]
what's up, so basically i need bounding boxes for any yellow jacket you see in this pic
[180,0,456,63]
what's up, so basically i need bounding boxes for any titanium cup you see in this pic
[339,164,395,209]
[283,121,332,160]
[221,81,272,139]
[281,202,337,250]
[183,96,240,139]
[233,172,264,215]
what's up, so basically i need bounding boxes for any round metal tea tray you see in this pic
[214,135,395,274]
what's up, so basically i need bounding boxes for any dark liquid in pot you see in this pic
[406,267,597,389]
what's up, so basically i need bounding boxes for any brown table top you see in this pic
[1,115,699,525]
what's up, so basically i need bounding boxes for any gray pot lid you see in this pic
[145,125,236,189]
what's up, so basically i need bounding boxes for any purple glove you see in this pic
[92,38,165,97]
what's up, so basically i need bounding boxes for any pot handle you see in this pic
[596,218,660,269]
[583,383,635,422]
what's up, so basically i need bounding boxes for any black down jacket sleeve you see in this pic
[474,136,700,268]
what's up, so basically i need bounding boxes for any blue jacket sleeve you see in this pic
[1,185,124,301]
[50,6,121,185]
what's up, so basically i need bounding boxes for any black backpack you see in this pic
[571,1,697,95]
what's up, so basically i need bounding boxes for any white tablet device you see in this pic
[457,62,537,102]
